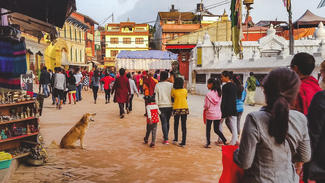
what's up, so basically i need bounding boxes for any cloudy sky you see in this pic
[77,0,325,25]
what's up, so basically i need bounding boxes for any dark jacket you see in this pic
[67,76,76,91]
[221,82,237,118]
[39,70,50,85]
[307,90,325,180]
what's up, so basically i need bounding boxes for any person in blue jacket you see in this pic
[233,75,246,136]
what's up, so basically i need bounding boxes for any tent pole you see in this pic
[289,7,294,55]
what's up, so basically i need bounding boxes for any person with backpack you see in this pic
[245,72,260,106]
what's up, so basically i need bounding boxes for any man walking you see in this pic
[74,67,83,102]
[39,66,51,97]
[111,68,130,119]
[155,71,173,145]
[245,72,259,106]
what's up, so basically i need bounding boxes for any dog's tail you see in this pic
[49,140,60,149]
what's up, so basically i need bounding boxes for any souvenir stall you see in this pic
[0,0,76,169]
[116,50,178,71]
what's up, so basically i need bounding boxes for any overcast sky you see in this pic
[77,0,325,25]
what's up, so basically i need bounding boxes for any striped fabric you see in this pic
[282,0,291,11]
[318,0,325,8]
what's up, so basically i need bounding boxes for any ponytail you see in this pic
[268,96,289,144]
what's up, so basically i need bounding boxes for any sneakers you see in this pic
[178,143,185,147]
[204,144,211,148]
[120,114,124,119]
[172,140,178,145]
[144,137,148,144]
[149,143,155,148]
[163,140,169,145]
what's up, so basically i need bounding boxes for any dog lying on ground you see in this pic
[60,113,96,149]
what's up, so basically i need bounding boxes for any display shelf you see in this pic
[12,152,30,159]
[0,100,35,108]
[0,132,38,143]
[0,117,36,125]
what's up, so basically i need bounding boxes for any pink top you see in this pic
[204,90,222,121]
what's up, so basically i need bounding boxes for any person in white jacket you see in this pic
[154,71,173,145]
[127,73,139,113]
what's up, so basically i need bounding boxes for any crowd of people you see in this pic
[36,51,325,182]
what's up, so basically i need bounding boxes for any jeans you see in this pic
[76,85,82,101]
[42,84,49,96]
[92,86,99,101]
[159,107,172,141]
[174,114,187,145]
[104,89,111,102]
[206,120,227,145]
[224,116,238,145]
[118,103,125,116]
[126,94,134,111]
[237,112,243,135]
[144,123,157,144]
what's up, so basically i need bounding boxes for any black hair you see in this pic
[138,71,141,74]
[160,71,168,81]
[221,71,233,80]
[290,52,315,75]
[119,68,126,75]
[173,77,184,89]
[250,72,254,76]
[207,78,222,97]
[233,75,244,99]
[148,96,156,103]
[126,73,131,78]
[262,68,300,144]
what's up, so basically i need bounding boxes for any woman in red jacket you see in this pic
[100,73,115,104]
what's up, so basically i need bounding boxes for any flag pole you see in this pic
[288,3,294,55]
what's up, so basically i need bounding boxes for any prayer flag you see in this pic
[231,0,243,55]
[282,0,291,11]
[318,0,325,8]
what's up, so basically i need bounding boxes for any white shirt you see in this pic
[129,79,139,95]
[154,81,173,108]
[74,72,83,85]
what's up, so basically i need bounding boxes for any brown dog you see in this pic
[60,113,96,149]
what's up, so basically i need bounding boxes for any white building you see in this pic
[190,23,325,104]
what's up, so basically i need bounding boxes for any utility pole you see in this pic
[288,7,294,55]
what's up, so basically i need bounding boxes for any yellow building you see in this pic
[103,22,149,67]
[45,13,89,70]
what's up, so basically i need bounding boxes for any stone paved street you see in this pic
[9,90,260,183]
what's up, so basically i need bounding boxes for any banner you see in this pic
[197,47,202,66]
[20,73,33,92]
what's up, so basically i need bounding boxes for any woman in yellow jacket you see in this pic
[171,77,189,147]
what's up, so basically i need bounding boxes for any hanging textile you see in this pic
[231,0,243,55]
[0,26,27,89]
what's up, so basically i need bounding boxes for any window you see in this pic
[69,26,72,40]
[75,29,77,41]
[80,50,82,63]
[110,38,119,44]
[79,31,82,42]
[70,47,73,61]
[64,26,66,38]
[75,49,78,62]
[123,38,131,44]
[196,74,206,84]
[109,27,120,32]
[135,38,144,44]
[135,27,146,32]
[111,50,119,57]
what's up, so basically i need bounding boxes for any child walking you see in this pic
[144,97,160,148]
[204,78,227,148]
[67,71,77,104]
[172,77,189,147]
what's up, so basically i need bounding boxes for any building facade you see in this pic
[45,12,90,70]
[189,23,325,104]
[102,22,149,67]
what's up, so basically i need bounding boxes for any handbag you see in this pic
[219,145,244,183]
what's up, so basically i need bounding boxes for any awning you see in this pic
[8,12,57,38]
[68,63,90,67]
[166,45,196,50]
[0,0,76,28]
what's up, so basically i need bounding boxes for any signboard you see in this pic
[20,73,33,92]
[87,33,94,41]
[85,47,93,57]
[197,47,202,66]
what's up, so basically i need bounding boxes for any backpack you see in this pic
[247,76,257,91]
